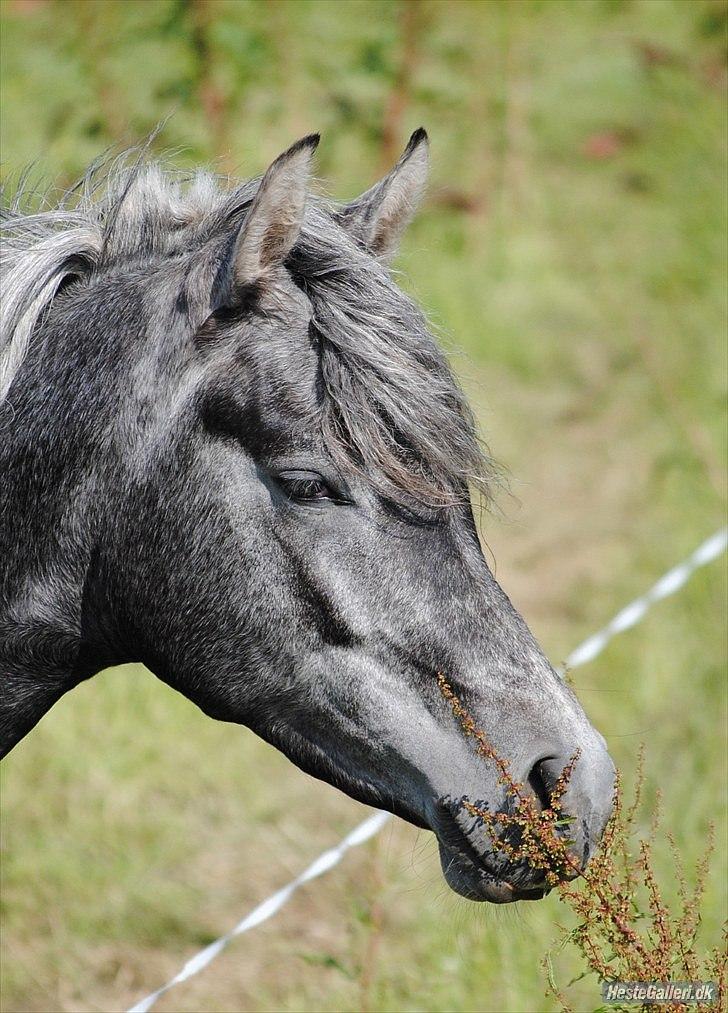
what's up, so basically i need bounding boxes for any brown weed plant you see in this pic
[436,673,727,1013]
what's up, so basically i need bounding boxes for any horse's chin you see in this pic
[437,841,550,904]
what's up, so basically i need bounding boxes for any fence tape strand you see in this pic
[560,527,727,673]
[128,811,391,1013]
[128,526,727,1013]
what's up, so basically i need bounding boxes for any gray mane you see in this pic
[1,156,492,505]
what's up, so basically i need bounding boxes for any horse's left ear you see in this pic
[230,133,319,289]
[339,128,429,257]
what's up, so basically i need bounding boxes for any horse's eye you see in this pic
[277,471,337,503]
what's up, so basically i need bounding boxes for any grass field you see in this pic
[1,2,726,1011]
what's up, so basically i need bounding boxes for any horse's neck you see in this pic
[0,519,93,755]
[0,533,89,756]
[1,412,96,757]
[1,297,144,755]
[0,668,74,758]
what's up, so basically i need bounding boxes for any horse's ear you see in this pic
[230,133,319,289]
[339,128,429,257]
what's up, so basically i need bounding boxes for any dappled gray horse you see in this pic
[0,131,614,903]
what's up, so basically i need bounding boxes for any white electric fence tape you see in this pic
[128,810,391,1013]
[559,526,727,673]
[128,526,727,1013]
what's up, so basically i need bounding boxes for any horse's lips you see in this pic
[437,840,549,904]
[433,803,552,903]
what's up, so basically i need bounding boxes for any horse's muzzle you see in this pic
[431,742,615,903]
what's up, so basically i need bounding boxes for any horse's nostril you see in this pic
[527,747,615,869]
[527,758,557,811]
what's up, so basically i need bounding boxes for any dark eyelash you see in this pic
[282,476,331,500]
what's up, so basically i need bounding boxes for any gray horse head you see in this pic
[0,131,614,903]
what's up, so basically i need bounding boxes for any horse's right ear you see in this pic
[229,134,319,291]
[338,128,429,257]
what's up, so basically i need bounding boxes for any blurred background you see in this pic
[1,1,726,1011]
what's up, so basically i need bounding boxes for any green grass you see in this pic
[1,1,726,1011]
